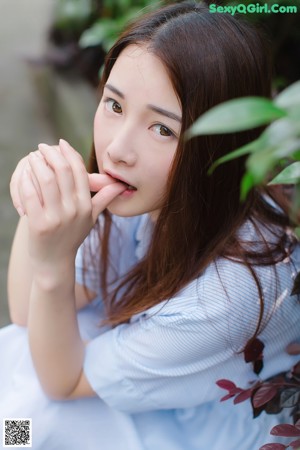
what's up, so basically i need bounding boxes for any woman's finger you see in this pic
[88,173,122,192]
[19,166,43,220]
[58,140,127,221]
[28,152,61,211]
[91,182,126,222]
[10,156,29,215]
[37,143,76,207]
[58,139,92,206]
[27,154,44,204]
[17,160,43,211]
[11,154,44,216]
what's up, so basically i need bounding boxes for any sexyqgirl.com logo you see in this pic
[209,2,298,15]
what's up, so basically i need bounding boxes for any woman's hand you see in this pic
[10,139,125,272]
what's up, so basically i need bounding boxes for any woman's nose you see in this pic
[107,150,136,166]
[106,130,137,166]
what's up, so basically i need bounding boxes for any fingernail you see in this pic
[38,143,49,151]
[16,206,25,217]
[59,138,67,146]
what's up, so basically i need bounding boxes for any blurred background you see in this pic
[0,0,299,326]
[0,0,56,326]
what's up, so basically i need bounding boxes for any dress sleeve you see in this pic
[83,255,300,413]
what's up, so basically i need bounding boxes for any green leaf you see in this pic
[292,150,300,161]
[79,20,120,48]
[208,138,261,175]
[275,80,300,111]
[273,140,300,161]
[240,172,255,201]
[259,117,299,148]
[269,162,300,185]
[187,97,287,137]
[246,148,277,185]
[244,138,300,187]
[247,163,270,185]
[54,0,93,28]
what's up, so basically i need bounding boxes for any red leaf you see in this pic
[234,389,253,404]
[253,385,278,408]
[216,379,237,391]
[253,358,264,375]
[290,438,300,448]
[244,338,265,363]
[271,424,300,437]
[220,393,235,402]
[292,361,300,375]
[259,444,287,450]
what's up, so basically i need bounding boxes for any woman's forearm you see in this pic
[9,141,125,398]
[7,217,93,326]
[7,217,33,326]
[28,261,85,400]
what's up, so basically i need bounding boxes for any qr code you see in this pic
[3,419,32,448]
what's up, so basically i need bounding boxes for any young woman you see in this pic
[1,2,300,449]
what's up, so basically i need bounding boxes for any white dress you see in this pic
[0,214,300,450]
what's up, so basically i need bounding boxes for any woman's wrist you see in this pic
[31,257,76,293]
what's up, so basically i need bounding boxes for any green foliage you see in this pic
[79,18,122,52]
[187,97,287,136]
[193,80,300,450]
[188,80,300,206]
[79,0,163,52]
[270,162,300,185]
[52,0,163,43]
[53,0,94,30]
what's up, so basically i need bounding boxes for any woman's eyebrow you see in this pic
[105,83,125,98]
[104,83,182,123]
[147,104,182,124]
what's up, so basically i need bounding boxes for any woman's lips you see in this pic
[105,170,137,190]
[124,184,137,190]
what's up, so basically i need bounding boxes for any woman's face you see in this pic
[94,44,182,219]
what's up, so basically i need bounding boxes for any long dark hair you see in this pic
[87,1,295,330]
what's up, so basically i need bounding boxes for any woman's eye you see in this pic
[105,99,122,114]
[152,124,174,137]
